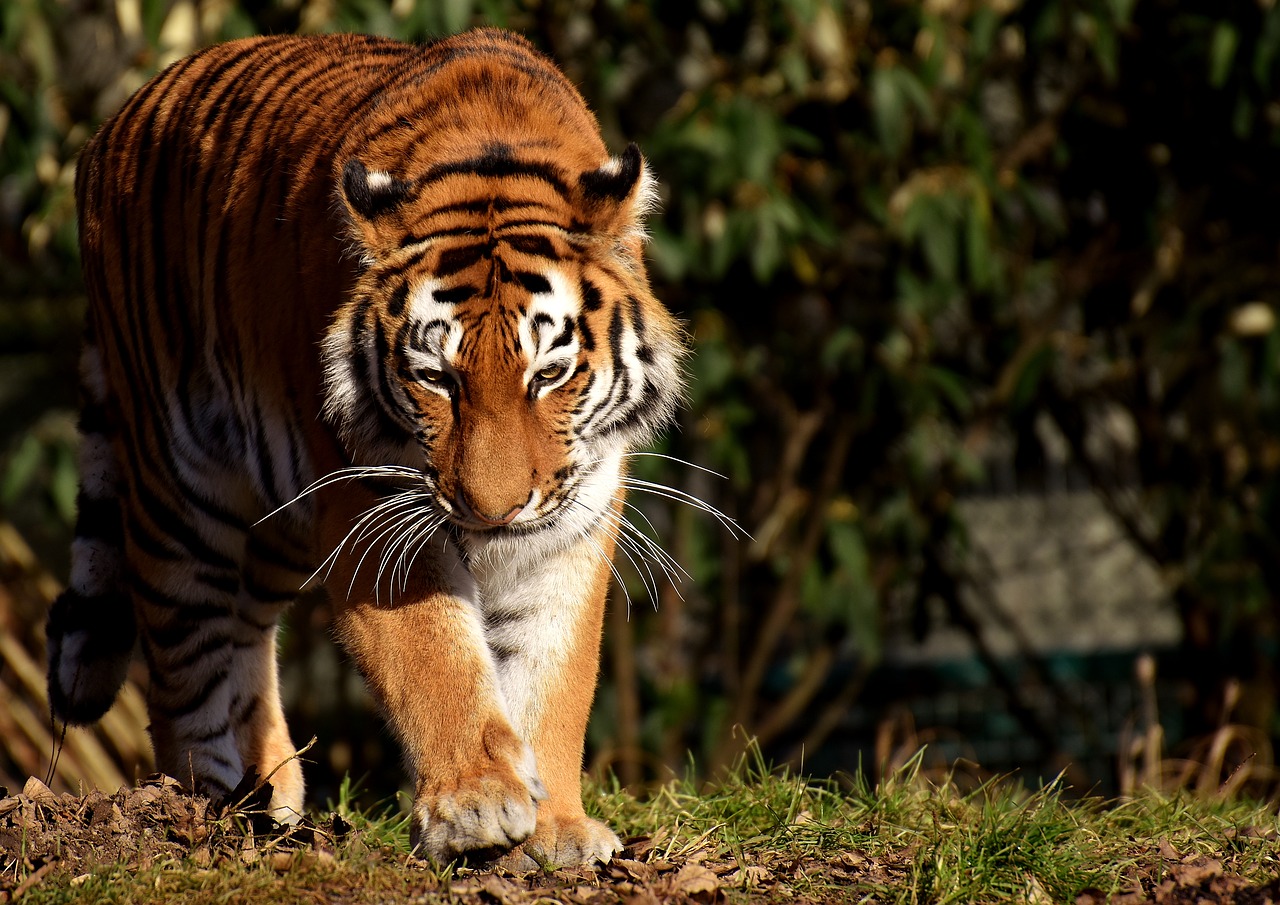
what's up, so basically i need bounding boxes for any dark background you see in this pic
[2,0,1279,807]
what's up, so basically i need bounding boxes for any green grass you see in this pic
[15,750,1280,904]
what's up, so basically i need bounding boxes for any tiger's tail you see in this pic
[46,324,136,725]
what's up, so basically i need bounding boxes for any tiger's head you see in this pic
[321,140,685,551]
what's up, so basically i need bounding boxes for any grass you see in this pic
[10,749,1280,904]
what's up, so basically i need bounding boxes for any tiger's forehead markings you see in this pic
[518,269,581,359]
[403,268,581,366]
[405,280,464,359]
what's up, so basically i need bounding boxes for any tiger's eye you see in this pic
[422,367,449,386]
[537,364,566,382]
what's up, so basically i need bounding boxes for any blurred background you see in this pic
[2,0,1279,806]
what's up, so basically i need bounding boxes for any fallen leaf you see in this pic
[668,863,719,896]
[1168,856,1222,888]
[726,865,771,888]
[20,778,56,808]
[610,858,655,882]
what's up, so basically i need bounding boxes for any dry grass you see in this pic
[0,522,151,796]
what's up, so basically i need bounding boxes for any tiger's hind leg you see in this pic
[125,476,305,821]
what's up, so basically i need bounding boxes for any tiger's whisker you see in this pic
[621,478,749,539]
[567,500,668,606]
[400,515,450,592]
[254,465,422,526]
[355,512,416,604]
[620,451,730,481]
[351,492,430,546]
[593,511,659,604]
[304,489,423,590]
[379,508,445,601]
[351,504,432,602]
[618,503,692,582]
[376,512,427,605]
[577,524,631,616]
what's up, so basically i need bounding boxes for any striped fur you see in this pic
[51,29,684,866]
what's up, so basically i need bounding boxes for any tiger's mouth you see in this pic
[448,492,536,532]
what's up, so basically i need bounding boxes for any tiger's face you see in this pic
[322,144,684,549]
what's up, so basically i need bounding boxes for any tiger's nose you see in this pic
[460,491,525,527]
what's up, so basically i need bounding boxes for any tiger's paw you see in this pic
[409,735,547,864]
[495,814,623,871]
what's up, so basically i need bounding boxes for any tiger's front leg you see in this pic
[474,522,623,870]
[319,484,546,863]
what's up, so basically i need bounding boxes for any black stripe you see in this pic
[79,403,112,435]
[128,477,240,571]
[242,574,299,605]
[373,320,414,425]
[195,567,241,597]
[246,532,313,575]
[234,694,261,727]
[549,318,574,350]
[148,654,227,712]
[74,494,122,542]
[387,281,410,317]
[418,196,537,220]
[146,619,229,658]
[417,156,569,198]
[435,244,488,278]
[399,225,487,247]
[514,271,551,294]
[504,235,558,259]
[580,279,603,311]
[433,284,477,304]
[605,378,666,437]
[576,314,596,351]
[495,217,572,232]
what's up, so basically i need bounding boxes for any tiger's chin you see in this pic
[449,499,608,560]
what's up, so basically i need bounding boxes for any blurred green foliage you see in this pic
[2,0,1280,792]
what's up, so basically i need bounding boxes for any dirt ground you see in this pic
[1,775,1279,904]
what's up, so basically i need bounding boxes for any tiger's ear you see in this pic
[340,159,413,251]
[577,143,656,238]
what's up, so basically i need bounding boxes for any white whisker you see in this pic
[400,515,450,592]
[378,507,446,601]
[621,451,729,481]
[351,492,429,546]
[602,509,681,602]
[254,465,421,526]
[621,477,748,539]
[350,498,433,601]
[584,529,631,617]
[593,509,659,604]
[303,489,427,592]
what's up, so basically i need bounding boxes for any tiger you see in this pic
[45,27,685,868]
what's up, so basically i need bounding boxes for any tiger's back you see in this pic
[53,29,684,867]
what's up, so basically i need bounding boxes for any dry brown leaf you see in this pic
[611,859,656,882]
[667,863,720,896]
[726,864,771,888]
[1157,837,1181,862]
[1168,856,1223,888]
[21,777,56,808]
